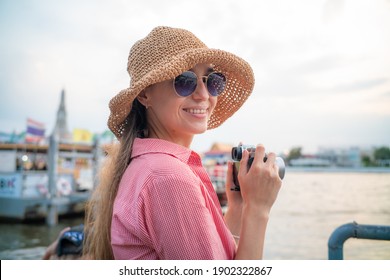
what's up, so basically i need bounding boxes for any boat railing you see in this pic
[328,221,390,260]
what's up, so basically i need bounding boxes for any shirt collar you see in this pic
[131,138,200,164]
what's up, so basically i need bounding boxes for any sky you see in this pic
[0,0,389,154]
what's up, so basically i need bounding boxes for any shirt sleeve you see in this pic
[137,172,230,260]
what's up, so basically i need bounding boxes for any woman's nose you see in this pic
[192,77,209,100]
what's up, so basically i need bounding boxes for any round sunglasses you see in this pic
[173,71,226,97]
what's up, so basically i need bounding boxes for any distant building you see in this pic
[317,147,362,167]
[202,142,232,208]
[203,142,232,164]
[288,146,369,168]
[52,89,72,143]
[289,157,331,167]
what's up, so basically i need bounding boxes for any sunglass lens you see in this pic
[207,72,226,96]
[174,71,197,97]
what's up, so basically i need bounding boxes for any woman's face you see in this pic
[139,63,218,146]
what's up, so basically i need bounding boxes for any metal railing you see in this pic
[328,221,390,260]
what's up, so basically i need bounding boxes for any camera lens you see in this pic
[275,157,286,180]
[231,146,243,160]
[231,145,286,191]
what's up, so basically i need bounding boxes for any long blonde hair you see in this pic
[83,100,146,259]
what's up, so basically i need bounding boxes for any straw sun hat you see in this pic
[108,26,255,139]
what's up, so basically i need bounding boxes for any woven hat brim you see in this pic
[108,48,254,139]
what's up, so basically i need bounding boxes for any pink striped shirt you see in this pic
[111,138,236,260]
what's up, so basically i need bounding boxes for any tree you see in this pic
[373,147,390,167]
[374,147,390,160]
[287,147,302,163]
[361,155,373,167]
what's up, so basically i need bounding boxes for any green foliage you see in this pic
[361,155,373,167]
[373,147,390,160]
[287,147,302,162]
[361,147,390,167]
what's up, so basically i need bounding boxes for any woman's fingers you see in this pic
[251,144,266,167]
[225,161,233,189]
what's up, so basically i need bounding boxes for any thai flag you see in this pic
[25,118,45,143]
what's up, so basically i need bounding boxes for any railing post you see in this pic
[46,134,59,226]
[328,222,390,260]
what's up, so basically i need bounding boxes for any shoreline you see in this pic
[286,166,390,174]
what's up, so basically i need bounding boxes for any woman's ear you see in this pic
[137,89,149,109]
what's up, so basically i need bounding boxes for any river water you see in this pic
[0,170,389,260]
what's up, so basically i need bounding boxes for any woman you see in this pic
[83,26,282,260]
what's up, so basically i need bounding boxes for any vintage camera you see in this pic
[231,144,285,191]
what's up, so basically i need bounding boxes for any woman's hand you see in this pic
[224,161,244,243]
[225,161,243,208]
[233,144,283,259]
[238,144,282,215]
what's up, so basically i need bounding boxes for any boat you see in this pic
[0,89,116,221]
[0,142,95,220]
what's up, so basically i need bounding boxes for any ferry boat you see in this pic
[0,142,96,221]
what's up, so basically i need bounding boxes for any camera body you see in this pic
[231,144,285,191]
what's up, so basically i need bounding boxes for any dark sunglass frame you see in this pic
[173,71,226,97]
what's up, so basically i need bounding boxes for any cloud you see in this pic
[323,0,345,23]
[327,78,389,93]
[1,0,389,153]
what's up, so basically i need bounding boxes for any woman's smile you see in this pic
[182,107,209,118]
